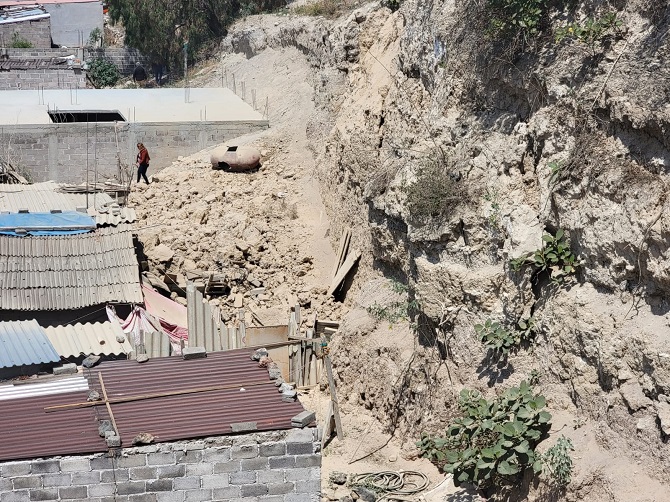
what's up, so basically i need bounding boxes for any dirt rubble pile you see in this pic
[132,151,343,326]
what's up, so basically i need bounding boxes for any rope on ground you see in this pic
[349,471,430,501]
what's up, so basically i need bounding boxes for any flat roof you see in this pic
[1,88,265,125]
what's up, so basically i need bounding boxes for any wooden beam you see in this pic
[324,355,343,441]
[98,372,120,440]
[328,249,361,296]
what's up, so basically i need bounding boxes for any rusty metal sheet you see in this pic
[0,349,305,462]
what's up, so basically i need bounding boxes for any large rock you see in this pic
[148,244,174,263]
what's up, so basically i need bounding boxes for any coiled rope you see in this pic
[349,471,430,501]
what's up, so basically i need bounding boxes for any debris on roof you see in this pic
[0,224,143,311]
[0,349,306,462]
[0,320,60,369]
[44,321,132,358]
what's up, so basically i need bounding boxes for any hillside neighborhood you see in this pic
[1,0,670,502]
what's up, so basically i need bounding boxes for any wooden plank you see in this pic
[331,229,351,279]
[98,372,120,440]
[324,355,344,440]
[327,249,362,296]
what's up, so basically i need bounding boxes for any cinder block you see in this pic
[212,460,240,474]
[257,469,285,484]
[156,492,185,502]
[52,363,77,376]
[240,457,268,470]
[90,456,115,470]
[229,470,256,485]
[129,466,157,480]
[118,455,146,468]
[230,444,258,459]
[295,454,321,468]
[147,452,175,466]
[31,460,60,474]
[269,456,296,469]
[202,449,230,463]
[157,464,185,479]
[184,464,212,477]
[147,479,173,492]
[211,486,240,499]
[295,479,321,493]
[173,477,200,490]
[241,483,269,497]
[259,442,286,457]
[287,442,313,455]
[42,473,72,487]
[11,476,41,489]
[71,471,100,485]
[21,488,54,501]
[183,490,211,502]
[200,474,229,489]
[88,483,116,497]
[285,494,313,502]
[58,485,88,499]
[128,494,157,502]
[285,468,318,482]
[268,482,295,495]
[2,462,31,477]
[175,451,202,464]
[116,481,146,495]
[100,468,129,483]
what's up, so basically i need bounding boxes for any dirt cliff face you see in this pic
[219,1,670,498]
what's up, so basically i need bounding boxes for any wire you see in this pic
[349,471,430,501]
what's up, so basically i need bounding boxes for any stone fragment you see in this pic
[87,390,101,402]
[281,390,297,402]
[98,420,114,437]
[258,355,273,368]
[131,432,155,445]
[351,487,376,502]
[148,244,174,263]
[231,421,258,433]
[268,363,282,380]
[53,363,77,376]
[656,401,670,436]
[329,471,347,485]
[136,354,150,363]
[106,436,122,447]
[82,354,101,368]
[251,348,269,361]
[182,347,207,360]
[620,382,652,411]
[116,334,126,343]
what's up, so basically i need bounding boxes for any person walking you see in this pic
[136,143,150,184]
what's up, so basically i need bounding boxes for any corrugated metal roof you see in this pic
[0,375,88,401]
[0,183,136,226]
[0,320,60,369]
[0,349,306,462]
[0,224,143,310]
[45,322,132,358]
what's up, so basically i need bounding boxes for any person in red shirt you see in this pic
[136,143,150,184]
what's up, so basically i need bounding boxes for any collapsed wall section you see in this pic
[4,120,269,184]
[0,429,321,502]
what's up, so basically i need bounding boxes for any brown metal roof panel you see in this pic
[0,390,107,462]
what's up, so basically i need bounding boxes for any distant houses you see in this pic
[0,0,103,48]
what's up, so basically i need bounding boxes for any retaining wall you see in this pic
[0,68,85,90]
[0,18,52,49]
[0,429,321,502]
[2,120,269,184]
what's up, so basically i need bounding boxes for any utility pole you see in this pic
[183,39,189,103]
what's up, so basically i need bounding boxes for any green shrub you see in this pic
[418,380,551,491]
[87,27,103,48]
[475,317,536,355]
[402,157,461,223]
[486,0,549,37]
[366,281,418,325]
[87,58,120,88]
[555,12,622,48]
[542,435,574,487]
[510,229,578,283]
[293,0,341,17]
[10,33,33,48]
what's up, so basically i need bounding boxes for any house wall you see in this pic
[43,1,103,48]
[1,120,269,184]
[0,429,321,502]
[0,68,85,90]
[0,18,52,48]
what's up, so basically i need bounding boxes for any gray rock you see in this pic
[351,487,376,502]
[656,401,670,436]
[98,420,114,437]
[620,382,652,411]
[251,347,269,361]
[136,354,150,363]
[87,390,101,402]
[82,354,101,368]
[329,471,348,485]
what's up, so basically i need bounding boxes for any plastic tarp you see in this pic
[142,284,188,329]
[0,211,96,236]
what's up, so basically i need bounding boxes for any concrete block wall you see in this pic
[0,68,85,90]
[0,429,321,502]
[3,120,269,184]
[0,18,52,49]
[86,48,151,76]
